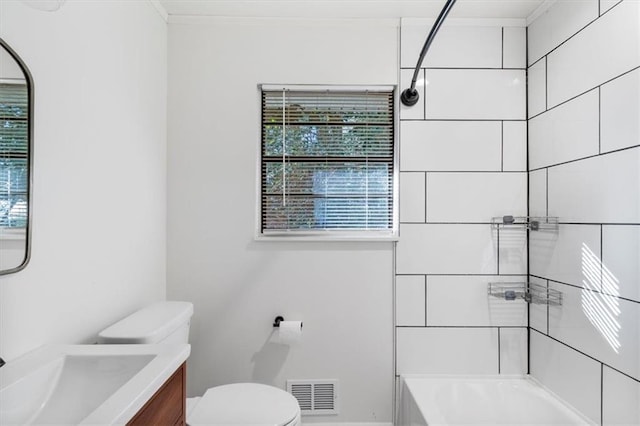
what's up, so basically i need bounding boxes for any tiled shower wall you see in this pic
[527,0,640,424]
[396,20,529,376]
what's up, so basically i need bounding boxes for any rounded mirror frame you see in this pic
[0,37,34,276]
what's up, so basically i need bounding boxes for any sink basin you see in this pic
[0,343,190,425]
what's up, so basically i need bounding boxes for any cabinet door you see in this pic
[128,363,186,426]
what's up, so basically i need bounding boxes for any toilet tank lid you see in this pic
[98,301,194,343]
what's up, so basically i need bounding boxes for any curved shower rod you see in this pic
[400,0,457,106]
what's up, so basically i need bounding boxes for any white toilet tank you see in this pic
[98,301,193,344]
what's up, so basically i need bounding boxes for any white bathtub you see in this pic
[398,375,594,425]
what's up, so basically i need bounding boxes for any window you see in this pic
[0,83,28,228]
[260,86,396,238]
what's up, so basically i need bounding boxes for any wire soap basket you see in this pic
[488,281,563,306]
[491,215,559,231]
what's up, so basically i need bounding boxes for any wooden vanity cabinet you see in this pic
[127,362,186,426]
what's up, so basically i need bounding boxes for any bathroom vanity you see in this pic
[0,344,190,425]
[128,362,186,426]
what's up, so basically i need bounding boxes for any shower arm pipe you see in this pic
[400,0,457,106]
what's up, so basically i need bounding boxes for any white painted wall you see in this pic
[528,1,640,423]
[0,1,168,361]
[167,17,397,423]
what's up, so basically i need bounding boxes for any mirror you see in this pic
[0,38,33,275]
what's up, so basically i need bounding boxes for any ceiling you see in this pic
[157,0,549,20]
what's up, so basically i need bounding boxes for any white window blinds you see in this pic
[0,83,28,228]
[260,87,395,235]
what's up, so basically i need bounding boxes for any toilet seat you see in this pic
[187,383,301,426]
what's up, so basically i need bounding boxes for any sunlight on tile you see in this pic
[581,243,621,353]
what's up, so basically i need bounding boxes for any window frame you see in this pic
[255,84,399,242]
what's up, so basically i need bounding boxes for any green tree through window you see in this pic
[261,88,395,235]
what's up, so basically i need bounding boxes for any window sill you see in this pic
[255,231,399,242]
[0,227,26,240]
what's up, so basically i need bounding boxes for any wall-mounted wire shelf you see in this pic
[491,215,559,231]
[488,282,563,306]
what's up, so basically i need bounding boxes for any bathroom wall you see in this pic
[167,17,396,423]
[0,1,167,360]
[395,18,529,382]
[527,0,640,424]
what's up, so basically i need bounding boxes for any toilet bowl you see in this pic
[98,302,302,425]
[187,383,301,426]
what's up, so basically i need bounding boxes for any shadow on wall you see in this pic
[251,334,290,383]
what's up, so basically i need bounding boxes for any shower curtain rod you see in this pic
[400,0,457,106]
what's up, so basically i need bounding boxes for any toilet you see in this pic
[98,301,302,426]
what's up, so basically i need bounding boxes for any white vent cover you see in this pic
[286,379,339,416]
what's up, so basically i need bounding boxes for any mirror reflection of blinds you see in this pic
[261,89,394,233]
[0,83,28,228]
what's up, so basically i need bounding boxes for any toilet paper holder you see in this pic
[273,316,303,328]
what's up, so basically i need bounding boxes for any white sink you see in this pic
[0,343,190,425]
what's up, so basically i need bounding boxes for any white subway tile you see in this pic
[529,276,548,334]
[400,121,502,172]
[529,89,600,169]
[600,0,623,15]
[547,148,640,223]
[498,227,528,275]
[530,331,602,424]
[426,173,527,223]
[529,169,547,217]
[400,20,429,69]
[546,0,640,107]
[400,172,426,223]
[548,281,640,380]
[396,224,497,275]
[603,366,640,425]
[401,20,502,69]
[499,328,528,375]
[502,121,527,172]
[502,27,526,69]
[529,224,601,288]
[527,58,547,118]
[396,275,426,327]
[603,225,640,303]
[425,69,526,120]
[424,26,501,69]
[400,68,425,120]
[397,327,499,375]
[527,0,599,66]
[601,68,640,154]
[427,275,527,327]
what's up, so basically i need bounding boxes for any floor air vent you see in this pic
[287,379,339,415]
